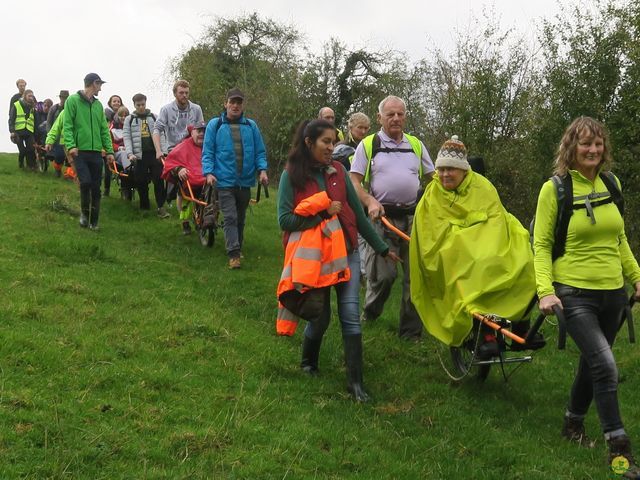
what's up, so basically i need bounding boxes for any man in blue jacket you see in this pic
[202,88,268,269]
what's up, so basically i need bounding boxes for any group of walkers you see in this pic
[7,75,267,269]
[7,73,640,477]
[276,98,640,477]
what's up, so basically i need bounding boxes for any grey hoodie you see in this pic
[152,100,204,153]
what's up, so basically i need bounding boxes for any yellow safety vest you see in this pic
[361,132,423,191]
[14,101,35,133]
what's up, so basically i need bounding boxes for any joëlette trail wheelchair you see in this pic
[179,179,219,247]
[448,294,636,381]
[381,216,637,381]
[108,159,136,200]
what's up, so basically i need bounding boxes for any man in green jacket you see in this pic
[64,73,114,230]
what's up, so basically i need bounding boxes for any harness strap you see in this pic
[573,194,614,224]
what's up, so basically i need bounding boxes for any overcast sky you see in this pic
[0,0,563,153]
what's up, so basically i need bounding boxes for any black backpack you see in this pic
[531,171,624,260]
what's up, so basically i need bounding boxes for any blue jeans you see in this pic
[555,283,627,434]
[304,251,362,339]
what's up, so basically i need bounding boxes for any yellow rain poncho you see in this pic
[409,171,536,346]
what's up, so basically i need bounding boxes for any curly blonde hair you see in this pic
[553,116,613,176]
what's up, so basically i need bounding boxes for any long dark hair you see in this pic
[287,119,334,189]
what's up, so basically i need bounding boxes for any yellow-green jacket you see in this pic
[46,110,64,146]
[533,169,640,297]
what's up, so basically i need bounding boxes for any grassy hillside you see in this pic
[0,153,637,479]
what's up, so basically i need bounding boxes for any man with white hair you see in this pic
[349,95,434,340]
[318,106,344,142]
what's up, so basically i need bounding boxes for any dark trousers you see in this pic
[75,151,103,225]
[103,156,112,194]
[555,283,628,434]
[133,151,166,209]
[16,131,36,169]
[362,214,423,339]
[218,187,251,258]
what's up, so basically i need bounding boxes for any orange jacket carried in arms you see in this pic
[276,191,351,336]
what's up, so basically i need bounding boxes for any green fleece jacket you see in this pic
[63,91,113,154]
[46,111,64,145]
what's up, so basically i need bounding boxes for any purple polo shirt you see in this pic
[350,129,434,206]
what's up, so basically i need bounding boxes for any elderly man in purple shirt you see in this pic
[350,95,434,340]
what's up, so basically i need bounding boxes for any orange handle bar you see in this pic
[472,312,526,345]
[381,216,411,242]
[109,161,128,177]
[180,179,207,206]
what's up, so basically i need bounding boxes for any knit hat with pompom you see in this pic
[435,135,470,170]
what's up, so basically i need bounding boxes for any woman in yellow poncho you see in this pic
[409,136,541,356]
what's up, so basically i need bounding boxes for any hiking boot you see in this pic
[476,334,499,360]
[182,221,192,236]
[561,416,595,448]
[228,257,241,270]
[79,214,89,228]
[157,207,170,219]
[608,435,640,478]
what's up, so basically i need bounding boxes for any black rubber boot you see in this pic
[80,187,90,227]
[608,435,640,479]
[343,334,370,403]
[89,194,101,228]
[300,336,322,376]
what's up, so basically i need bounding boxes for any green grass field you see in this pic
[0,153,638,479]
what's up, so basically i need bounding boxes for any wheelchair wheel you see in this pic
[450,347,491,381]
[450,338,491,381]
[38,154,48,173]
[199,226,215,247]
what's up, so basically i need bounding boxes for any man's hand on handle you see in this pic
[366,197,385,221]
[206,174,217,186]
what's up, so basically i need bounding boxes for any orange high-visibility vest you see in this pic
[276,191,351,336]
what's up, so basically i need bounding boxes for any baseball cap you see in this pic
[226,88,244,100]
[84,73,106,84]
[187,121,207,133]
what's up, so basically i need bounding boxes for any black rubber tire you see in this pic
[450,341,491,381]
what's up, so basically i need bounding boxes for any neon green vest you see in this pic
[361,133,423,191]
[14,101,35,133]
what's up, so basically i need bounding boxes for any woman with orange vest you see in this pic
[278,119,399,402]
